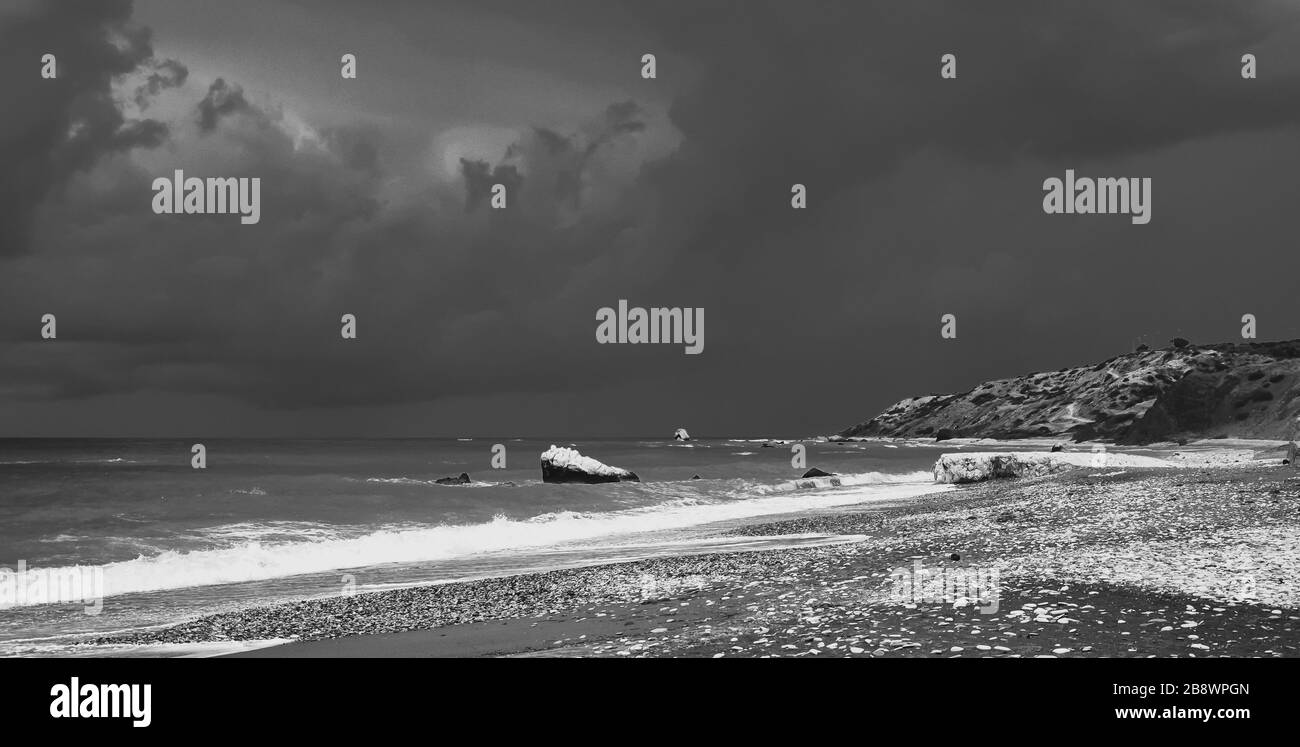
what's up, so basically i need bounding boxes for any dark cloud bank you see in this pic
[2,0,1299,437]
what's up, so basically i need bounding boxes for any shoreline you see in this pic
[85,445,1299,658]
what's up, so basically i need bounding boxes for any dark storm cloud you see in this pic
[3,0,1300,436]
[322,126,382,175]
[532,127,571,156]
[460,158,522,213]
[195,78,251,133]
[0,0,175,256]
[456,99,651,220]
[503,100,648,214]
[592,101,646,146]
[0,82,654,411]
[620,0,1300,252]
[133,57,188,109]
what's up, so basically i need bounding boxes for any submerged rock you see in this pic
[435,472,471,485]
[540,445,640,484]
[933,453,1076,484]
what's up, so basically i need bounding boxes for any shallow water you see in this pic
[0,436,948,655]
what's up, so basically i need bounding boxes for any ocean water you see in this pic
[0,437,947,656]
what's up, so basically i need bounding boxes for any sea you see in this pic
[0,436,951,656]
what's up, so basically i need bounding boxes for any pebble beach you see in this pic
[97,448,1300,658]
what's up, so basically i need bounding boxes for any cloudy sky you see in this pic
[2,0,1299,438]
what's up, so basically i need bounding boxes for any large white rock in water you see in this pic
[541,445,640,484]
[673,428,691,441]
[933,453,1076,484]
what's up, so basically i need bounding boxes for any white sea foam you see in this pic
[363,476,502,488]
[3,471,945,607]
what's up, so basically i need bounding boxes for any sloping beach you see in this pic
[92,441,1299,658]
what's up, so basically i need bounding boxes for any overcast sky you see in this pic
[2,0,1299,438]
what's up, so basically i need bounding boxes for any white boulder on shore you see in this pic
[540,445,640,484]
[934,450,1175,484]
[934,453,1073,484]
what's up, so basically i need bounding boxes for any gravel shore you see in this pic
[98,461,1300,657]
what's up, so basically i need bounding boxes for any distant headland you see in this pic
[837,339,1300,445]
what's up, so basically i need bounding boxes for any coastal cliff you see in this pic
[839,340,1300,444]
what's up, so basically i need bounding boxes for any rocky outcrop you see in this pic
[840,340,1300,444]
[540,445,640,484]
[673,428,691,441]
[933,453,1077,484]
[435,472,471,485]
